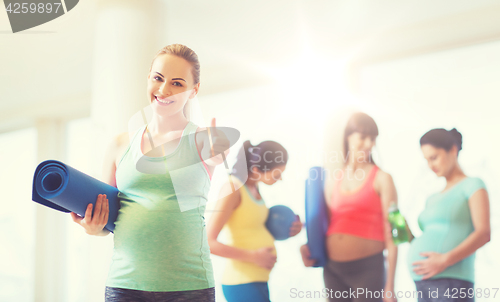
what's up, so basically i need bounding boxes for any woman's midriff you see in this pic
[327,233,385,262]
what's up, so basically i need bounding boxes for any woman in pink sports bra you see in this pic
[301,112,398,302]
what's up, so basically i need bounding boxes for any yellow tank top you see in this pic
[221,176,276,285]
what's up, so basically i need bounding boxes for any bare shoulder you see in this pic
[373,167,398,209]
[324,168,342,204]
[101,132,130,186]
[108,132,130,166]
[194,126,207,150]
[216,178,242,210]
[375,168,394,184]
[373,167,396,195]
[220,180,242,199]
[115,132,130,147]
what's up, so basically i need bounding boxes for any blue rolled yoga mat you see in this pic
[32,160,120,232]
[305,166,328,267]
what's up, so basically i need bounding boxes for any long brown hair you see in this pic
[343,112,379,165]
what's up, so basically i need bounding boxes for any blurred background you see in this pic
[1,0,499,301]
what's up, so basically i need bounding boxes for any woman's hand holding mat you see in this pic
[70,194,110,236]
[300,244,316,267]
[32,160,120,232]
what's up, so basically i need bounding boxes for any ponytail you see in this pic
[231,140,253,183]
[231,140,288,184]
[449,128,463,151]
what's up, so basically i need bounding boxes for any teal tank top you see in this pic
[407,177,486,283]
[106,121,215,291]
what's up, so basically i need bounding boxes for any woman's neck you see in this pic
[445,164,466,183]
[244,177,261,200]
[245,176,259,188]
[148,111,188,135]
[345,161,372,172]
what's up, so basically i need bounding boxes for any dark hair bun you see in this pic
[242,140,253,162]
[231,140,288,183]
[420,128,462,154]
[449,128,462,151]
[231,140,253,179]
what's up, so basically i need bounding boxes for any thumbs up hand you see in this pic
[200,118,230,166]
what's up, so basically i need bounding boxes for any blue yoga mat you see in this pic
[32,160,120,232]
[305,166,328,267]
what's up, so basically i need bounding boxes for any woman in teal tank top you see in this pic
[406,128,491,302]
[70,44,230,302]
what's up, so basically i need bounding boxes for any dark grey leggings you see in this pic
[415,278,474,302]
[323,252,385,302]
[105,286,215,302]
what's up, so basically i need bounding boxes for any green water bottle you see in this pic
[388,203,409,245]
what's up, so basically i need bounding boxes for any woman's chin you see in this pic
[151,102,178,116]
[263,179,278,185]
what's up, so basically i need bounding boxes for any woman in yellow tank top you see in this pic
[207,140,302,302]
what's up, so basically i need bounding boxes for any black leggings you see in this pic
[105,286,215,302]
[323,252,385,302]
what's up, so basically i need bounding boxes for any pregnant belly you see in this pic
[326,234,385,262]
[407,233,442,280]
[113,202,206,262]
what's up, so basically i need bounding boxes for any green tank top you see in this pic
[106,121,214,291]
[407,177,486,283]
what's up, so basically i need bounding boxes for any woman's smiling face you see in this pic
[147,54,199,117]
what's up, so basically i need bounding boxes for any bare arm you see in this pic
[206,182,250,261]
[206,181,277,270]
[378,172,398,295]
[93,135,126,236]
[196,118,230,167]
[443,189,490,266]
[70,133,128,236]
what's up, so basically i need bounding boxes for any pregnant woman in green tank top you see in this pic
[69,44,229,302]
[406,128,491,302]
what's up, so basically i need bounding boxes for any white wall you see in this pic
[0,128,36,302]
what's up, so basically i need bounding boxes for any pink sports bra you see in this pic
[326,166,385,242]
